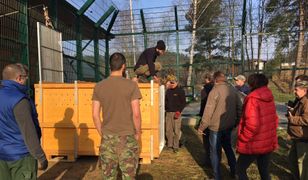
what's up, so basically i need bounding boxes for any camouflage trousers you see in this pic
[99,134,140,180]
[134,62,162,77]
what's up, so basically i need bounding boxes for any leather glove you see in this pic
[174,111,181,119]
[38,158,48,171]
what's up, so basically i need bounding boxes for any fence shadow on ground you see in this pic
[269,136,293,179]
[182,125,293,180]
[183,125,228,179]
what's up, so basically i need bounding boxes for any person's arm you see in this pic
[288,102,308,126]
[131,99,142,140]
[201,89,206,100]
[198,90,218,132]
[146,50,156,77]
[14,99,48,170]
[237,97,260,142]
[199,89,207,116]
[179,88,186,112]
[235,93,243,126]
[92,100,102,136]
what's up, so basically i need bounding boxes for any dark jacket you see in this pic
[0,80,42,161]
[236,84,250,95]
[165,85,186,112]
[134,47,158,77]
[237,86,278,154]
[199,83,214,117]
[288,96,308,140]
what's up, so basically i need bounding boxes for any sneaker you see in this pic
[173,148,179,153]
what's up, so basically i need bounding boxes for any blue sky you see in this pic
[112,0,176,10]
[133,0,174,9]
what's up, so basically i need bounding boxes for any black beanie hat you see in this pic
[156,40,166,50]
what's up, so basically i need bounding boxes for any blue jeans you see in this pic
[209,128,236,180]
[236,153,271,180]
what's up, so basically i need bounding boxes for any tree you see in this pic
[185,0,222,86]
[223,0,242,74]
[265,0,307,89]
[257,0,266,70]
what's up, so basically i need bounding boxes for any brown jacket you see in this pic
[288,96,308,140]
[199,82,242,132]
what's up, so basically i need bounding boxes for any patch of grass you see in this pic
[136,126,292,180]
[38,127,293,180]
[269,82,294,103]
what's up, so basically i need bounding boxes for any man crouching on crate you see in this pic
[92,53,142,179]
[0,63,48,180]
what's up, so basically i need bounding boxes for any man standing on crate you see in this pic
[165,75,186,153]
[92,53,142,179]
[0,63,48,179]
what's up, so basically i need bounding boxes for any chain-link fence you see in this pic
[0,0,111,84]
[1,0,307,102]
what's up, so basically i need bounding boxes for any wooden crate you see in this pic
[35,83,78,128]
[77,83,96,127]
[42,127,77,161]
[78,127,100,155]
[35,82,164,164]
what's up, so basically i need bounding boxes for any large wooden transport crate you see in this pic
[35,82,165,164]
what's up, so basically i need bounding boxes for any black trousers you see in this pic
[236,153,271,180]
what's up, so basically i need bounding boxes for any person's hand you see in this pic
[174,111,181,119]
[38,158,48,171]
[287,111,293,119]
[153,76,160,83]
[197,128,205,135]
[135,132,141,141]
[287,106,294,113]
[132,77,138,83]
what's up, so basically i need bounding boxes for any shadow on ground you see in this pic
[38,156,98,180]
[38,128,292,180]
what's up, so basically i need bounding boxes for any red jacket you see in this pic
[236,86,278,154]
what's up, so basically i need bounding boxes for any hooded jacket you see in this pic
[237,86,278,154]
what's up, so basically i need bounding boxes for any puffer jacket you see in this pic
[288,96,308,140]
[236,86,278,154]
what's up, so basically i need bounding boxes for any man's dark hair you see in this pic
[247,73,268,92]
[156,40,166,50]
[109,53,126,71]
[213,71,225,82]
[204,73,213,81]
